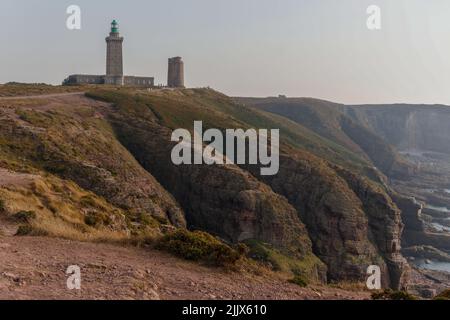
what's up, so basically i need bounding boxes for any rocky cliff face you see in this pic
[244,148,408,288]
[96,89,412,287]
[0,88,415,288]
[236,97,413,179]
[394,195,450,251]
[343,105,450,154]
[0,95,185,228]
[334,168,410,289]
[92,90,327,281]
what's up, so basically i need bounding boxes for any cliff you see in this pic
[0,87,413,288]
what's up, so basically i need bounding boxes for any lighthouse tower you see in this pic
[105,20,124,85]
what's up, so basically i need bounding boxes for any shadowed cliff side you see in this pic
[235,97,413,179]
[87,88,409,288]
[88,89,327,282]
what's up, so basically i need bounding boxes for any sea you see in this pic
[414,202,450,273]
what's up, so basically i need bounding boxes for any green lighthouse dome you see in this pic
[111,20,119,33]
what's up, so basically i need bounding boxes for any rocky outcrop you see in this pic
[236,97,414,179]
[394,195,450,252]
[339,116,414,179]
[99,91,326,281]
[0,98,186,227]
[334,168,410,290]
[243,148,403,286]
[95,89,412,287]
[403,246,450,262]
[393,195,425,246]
[344,105,450,155]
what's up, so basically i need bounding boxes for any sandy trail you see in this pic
[0,233,370,300]
[0,169,37,188]
[0,92,85,101]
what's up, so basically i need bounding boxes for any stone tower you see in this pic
[105,20,124,85]
[167,57,185,88]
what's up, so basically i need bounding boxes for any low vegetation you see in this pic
[0,83,84,97]
[244,239,323,282]
[0,173,134,242]
[156,229,244,267]
[288,275,309,287]
[13,210,37,222]
[371,289,418,300]
[433,289,450,300]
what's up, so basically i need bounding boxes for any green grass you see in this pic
[156,229,243,267]
[85,88,370,175]
[244,239,324,282]
[288,275,309,287]
[0,83,84,97]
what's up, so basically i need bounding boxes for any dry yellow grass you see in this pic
[0,171,147,242]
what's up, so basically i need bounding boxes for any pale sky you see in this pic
[1,0,450,104]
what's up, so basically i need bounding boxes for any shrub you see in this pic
[84,211,111,227]
[156,229,242,267]
[15,224,48,237]
[153,215,169,225]
[288,275,308,287]
[13,210,36,222]
[433,289,450,300]
[371,289,417,300]
[0,199,5,212]
[15,224,34,236]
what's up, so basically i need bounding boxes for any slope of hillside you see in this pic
[86,88,408,288]
[235,97,413,179]
[343,104,450,154]
[0,93,185,228]
[237,96,450,282]
[0,86,414,292]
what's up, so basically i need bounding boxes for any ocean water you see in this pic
[415,259,450,273]
[425,204,450,213]
[417,198,450,273]
[431,222,450,232]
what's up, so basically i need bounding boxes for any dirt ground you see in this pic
[0,224,370,300]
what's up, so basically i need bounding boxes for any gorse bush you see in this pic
[371,289,417,300]
[13,210,36,222]
[84,211,112,227]
[156,229,243,267]
[288,275,309,287]
[433,289,450,300]
[15,224,48,237]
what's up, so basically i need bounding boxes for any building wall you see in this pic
[124,76,154,87]
[63,75,105,85]
[168,57,185,88]
[105,75,124,85]
[106,33,124,77]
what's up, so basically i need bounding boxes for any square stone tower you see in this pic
[168,57,185,88]
[105,20,124,85]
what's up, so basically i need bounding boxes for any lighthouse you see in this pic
[63,20,155,87]
[105,20,124,85]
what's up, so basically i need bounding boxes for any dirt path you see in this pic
[0,92,85,101]
[0,169,37,188]
[0,233,370,300]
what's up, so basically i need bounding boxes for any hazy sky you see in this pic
[1,0,450,104]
